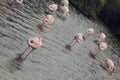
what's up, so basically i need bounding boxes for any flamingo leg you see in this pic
[71,40,76,47]
[37,23,44,31]
[17,46,30,57]
[45,9,52,15]
[84,35,89,40]
[94,49,101,56]
[69,38,76,46]
[83,33,87,40]
[15,46,30,61]
[107,68,112,75]
[23,48,35,60]
[65,38,75,50]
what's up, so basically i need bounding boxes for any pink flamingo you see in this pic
[60,5,69,20]
[38,15,54,31]
[43,15,54,25]
[49,4,58,12]
[94,33,106,44]
[65,33,83,50]
[104,58,116,75]
[45,4,58,14]
[16,37,42,61]
[91,42,107,56]
[83,28,94,40]
[16,0,23,3]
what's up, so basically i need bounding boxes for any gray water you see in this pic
[0,0,120,80]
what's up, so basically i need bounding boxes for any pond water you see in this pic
[0,0,120,80]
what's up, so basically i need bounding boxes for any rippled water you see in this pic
[0,0,120,80]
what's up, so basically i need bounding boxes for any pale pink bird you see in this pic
[99,42,107,50]
[28,37,42,49]
[45,4,58,14]
[16,0,23,3]
[75,33,84,43]
[83,28,94,40]
[91,42,107,56]
[60,5,69,19]
[16,37,42,61]
[65,33,83,50]
[49,4,58,12]
[94,33,106,44]
[43,15,54,25]
[62,12,69,19]
[104,58,116,75]
[37,15,54,31]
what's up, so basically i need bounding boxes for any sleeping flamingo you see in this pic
[38,15,54,31]
[43,15,54,25]
[60,5,69,20]
[104,58,116,75]
[65,33,83,50]
[83,28,94,40]
[94,33,106,44]
[45,4,58,14]
[16,37,42,61]
[90,42,108,57]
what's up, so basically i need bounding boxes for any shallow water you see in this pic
[0,0,120,80]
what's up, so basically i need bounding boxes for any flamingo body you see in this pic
[48,4,58,11]
[28,37,42,49]
[99,42,107,50]
[44,15,54,25]
[75,33,83,43]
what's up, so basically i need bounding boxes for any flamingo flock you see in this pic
[6,0,120,76]
[65,28,94,50]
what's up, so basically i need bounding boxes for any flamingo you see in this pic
[104,58,116,75]
[75,33,84,43]
[16,0,23,3]
[43,15,54,25]
[38,15,54,31]
[91,42,107,56]
[60,6,69,19]
[16,37,42,61]
[83,28,94,40]
[65,33,83,50]
[94,33,106,44]
[45,4,58,14]
[49,4,58,11]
